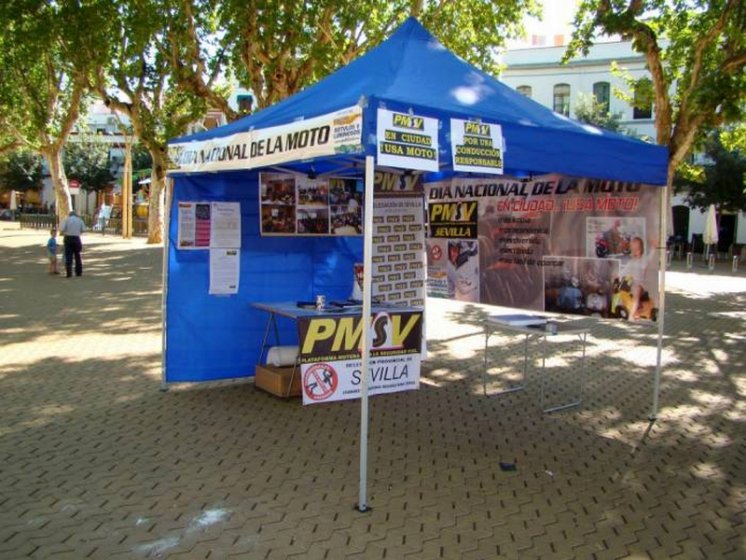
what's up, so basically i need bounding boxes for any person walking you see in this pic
[60,210,86,277]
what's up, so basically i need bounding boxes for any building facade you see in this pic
[500,40,746,253]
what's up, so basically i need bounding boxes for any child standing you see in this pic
[47,228,59,275]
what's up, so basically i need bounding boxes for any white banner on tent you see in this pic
[450,118,504,174]
[377,109,439,172]
[168,106,363,173]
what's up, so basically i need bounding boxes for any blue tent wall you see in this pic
[165,172,364,383]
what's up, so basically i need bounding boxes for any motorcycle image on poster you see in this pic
[426,174,660,322]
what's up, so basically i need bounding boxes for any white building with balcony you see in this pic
[500,38,746,254]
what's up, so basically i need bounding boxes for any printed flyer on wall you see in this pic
[177,201,241,250]
[210,202,242,248]
[426,174,661,322]
[377,109,439,172]
[295,310,423,405]
[371,171,426,307]
[450,119,504,174]
[209,248,240,295]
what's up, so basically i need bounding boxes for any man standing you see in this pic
[60,210,86,277]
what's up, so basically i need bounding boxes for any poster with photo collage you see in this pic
[259,172,363,236]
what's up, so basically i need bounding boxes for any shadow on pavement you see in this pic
[1,227,744,558]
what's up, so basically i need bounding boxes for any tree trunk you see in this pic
[42,147,72,225]
[146,149,168,244]
[122,138,134,239]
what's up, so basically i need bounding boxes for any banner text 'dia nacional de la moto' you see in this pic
[426,174,661,322]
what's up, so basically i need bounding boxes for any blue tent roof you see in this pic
[172,17,667,185]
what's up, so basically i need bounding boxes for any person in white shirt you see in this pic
[60,210,86,277]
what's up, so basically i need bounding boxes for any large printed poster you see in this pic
[296,310,423,405]
[260,173,363,236]
[426,175,661,321]
[372,171,426,307]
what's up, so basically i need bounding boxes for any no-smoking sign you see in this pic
[303,363,338,401]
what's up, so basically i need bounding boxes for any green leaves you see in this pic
[567,0,746,180]
[676,131,746,212]
[217,0,538,109]
[573,92,626,133]
[62,132,116,194]
[0,0,113,149]
[0,149,44,193]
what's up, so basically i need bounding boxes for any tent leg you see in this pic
[650,186,668,421]
[357,156,375,513]
[160,178,173,392]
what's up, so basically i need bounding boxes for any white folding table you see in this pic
[483,316,590,413]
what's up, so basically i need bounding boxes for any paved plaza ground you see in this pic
[1,222,744,559]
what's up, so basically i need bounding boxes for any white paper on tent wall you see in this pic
[209,248,240,295]
[177,202,197,248]
[450,118,504,175]
[178,201,242,250]
[210,202,241,248]
[376,109,439,172]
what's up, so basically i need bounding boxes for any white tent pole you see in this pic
[358,155,375,512]
[160,178,173,392]
[650,185,668,420]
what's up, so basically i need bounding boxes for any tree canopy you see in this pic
[573,92,626,133]
[96,0,211,243]
[675,131,746,213]
[0,149,44,193]
[171,0,539,111]
[567,0,746,187]
[0,0,114,217]
[63,133,116,194]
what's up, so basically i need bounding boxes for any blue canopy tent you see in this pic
[173,18,666,184]
[166,17,668,510]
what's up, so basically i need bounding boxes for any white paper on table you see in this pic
[209,248,240,295]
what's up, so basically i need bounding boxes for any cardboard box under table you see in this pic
[254,364,301,397]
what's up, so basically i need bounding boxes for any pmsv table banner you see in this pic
[296,310,423,405]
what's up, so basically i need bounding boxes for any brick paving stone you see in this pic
[1,224,745,559]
